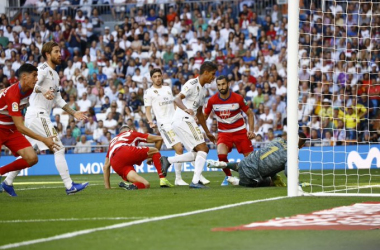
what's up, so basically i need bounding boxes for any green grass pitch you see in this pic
[1,171,380,250]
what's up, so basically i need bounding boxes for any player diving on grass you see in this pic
[0,64,60,196]
[160,62,218,189]
[144,68,188,186]
[204,75,255,186]
[2,41,89,196]
[103,125,173,190]
[207,132,307,187]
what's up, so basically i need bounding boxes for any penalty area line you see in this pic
[0,196,288,249]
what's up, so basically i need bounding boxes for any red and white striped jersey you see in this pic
[0,83,32,129]
[106,130,148,159]
[204,92,249,133]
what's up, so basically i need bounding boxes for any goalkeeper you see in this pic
[207,132,307,187]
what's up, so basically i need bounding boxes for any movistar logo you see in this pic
[347,147,380,169]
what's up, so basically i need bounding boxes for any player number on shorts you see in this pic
[260,146,279,160]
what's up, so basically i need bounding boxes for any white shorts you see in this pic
[158,123,181,149]
[172,116,204,152]
[25,111,63,151]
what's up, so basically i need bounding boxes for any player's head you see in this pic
[298,132,307,149]
[41,41,61,66]
[216,75,229,95]
[200,61,217,83]
[18,63,38,90]
[150,68,163,86]
[119,124,132,133]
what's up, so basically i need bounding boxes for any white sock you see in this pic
[168,151,196,164]
[192,151,207,184]
[174,154,182,180]
[55,148,73,189]
[4,170,20,185]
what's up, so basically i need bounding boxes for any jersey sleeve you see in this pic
[54,88,67,108]
[35,67,47,89]
[5,89,22,117]
[238,94,250,113]
[180,82,195,98]
[135,131,149,142]
[204,96,213,115]
[144,89,152,107]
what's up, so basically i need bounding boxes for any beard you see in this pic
[218,89,228,95]
[51,57,61,65]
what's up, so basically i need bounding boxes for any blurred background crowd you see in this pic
[0,0,379,155]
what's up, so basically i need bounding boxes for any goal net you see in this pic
[290,0,380,196]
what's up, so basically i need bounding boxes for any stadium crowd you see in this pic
[0,0,379,155]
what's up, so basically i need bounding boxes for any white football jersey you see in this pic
[173,77,207,120]
[26,62,66,115]
[144,85,175,126]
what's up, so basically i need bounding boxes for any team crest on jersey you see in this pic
[12,102,18,112]
[154,90,159,95]
[49,70,54,80]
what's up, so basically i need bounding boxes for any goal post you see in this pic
[287,0,380,197]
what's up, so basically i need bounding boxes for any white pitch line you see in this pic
[0,196,288,249]
[15,184,102,191]
[0,217,149,223]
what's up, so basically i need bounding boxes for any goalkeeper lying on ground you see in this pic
[207,132,307,187]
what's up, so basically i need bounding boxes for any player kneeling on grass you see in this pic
[207,132,307,187]
[103,125,173,190]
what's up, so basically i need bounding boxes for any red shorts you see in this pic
[110,146,150,181]
[0,128,32,157]
[217,130,253,154]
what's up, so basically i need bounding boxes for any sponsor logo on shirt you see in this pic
[12,102,18,112]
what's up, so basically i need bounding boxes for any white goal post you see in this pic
[287,0,380,197]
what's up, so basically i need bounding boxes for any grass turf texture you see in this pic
[1,171,380,250]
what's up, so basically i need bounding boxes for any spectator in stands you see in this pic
[61,128,77,151]
[103,112,118,135]
[74,135,92,154]
[77,92,92,113]
[85,116,97,135]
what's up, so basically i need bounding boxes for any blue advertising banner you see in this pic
[0,145,379,176]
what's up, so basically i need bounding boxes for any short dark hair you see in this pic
[150,68,162,77]
[216,75,227,82]
[41,41,59,60]
[200,61,217,75]
[18,63,38,77]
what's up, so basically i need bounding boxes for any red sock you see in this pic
[218,154,231,176]
[0,158,30,175]
[133,182,147,189]
[152,153,165,178]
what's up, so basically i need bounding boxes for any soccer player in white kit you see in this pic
[144,68,188,186]
[3,41,89,195]
[160,62,218,188]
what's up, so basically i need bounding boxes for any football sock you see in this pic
[0,158,30,175]
[174,154,183,180]
[54,148,73,189]
[4,170,21,185]
[192,151,207,184]
[218,154,232,176]
[133,182,147,189]
[152,153,165,178]
[168,151,196,164]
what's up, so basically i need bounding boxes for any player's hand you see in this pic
[43,89,55,100]
[43,136,60,152]
[74,111,88,121]
[184,109,194,116]
[247,131,255,140]
[148,122,157,128]
[206,132,216,144]
[146,158,153,165]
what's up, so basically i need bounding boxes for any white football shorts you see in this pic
[172,116,204,152]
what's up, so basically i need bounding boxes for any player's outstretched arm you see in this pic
[12,116,60,151]
[62,104,88,121]
[103,157,111,189]
[174,93,194,116]
[147,134,163,150]
[145,106,157,128]
[197,107,216,143]
[34,86,55,100]
[245,109,255,139]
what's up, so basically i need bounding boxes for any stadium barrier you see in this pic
[1,145,379,176]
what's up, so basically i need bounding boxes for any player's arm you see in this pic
[62,103,88,121]
[145,106,156,128]
[245,108,255,139]
[174,93,194,116]
[12,116,59,151]
[196,106,216,143]
[103,157,111,189]
[34,68,55,100]
[147,134,163,150]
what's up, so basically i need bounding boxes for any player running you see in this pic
[144,68,188,186]
[204,75,255,186]
[0,64,59,196]
[160,62,218,189]
[103,125,173,190]
[3,41,89,196]
[207,132,307,187]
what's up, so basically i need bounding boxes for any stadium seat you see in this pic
[80,127,85,134]
[86,135,93,141]
[94,106,101,114]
